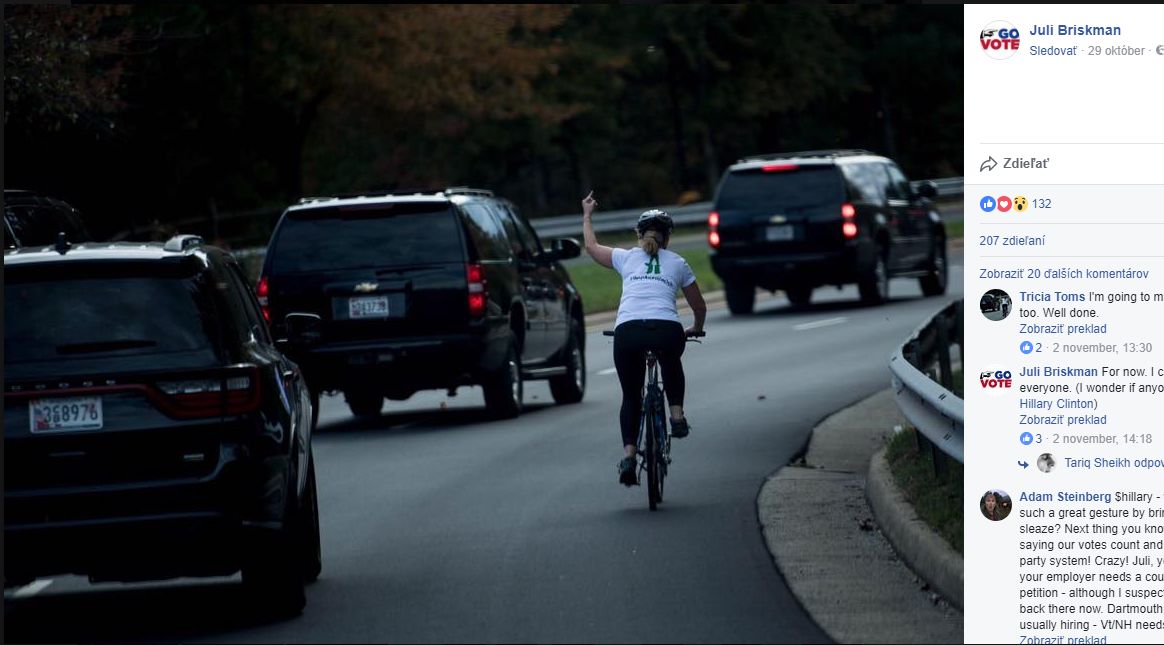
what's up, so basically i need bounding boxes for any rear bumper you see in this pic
[286,329,507,393]
[711,244,874,289]
[4,445,290,585]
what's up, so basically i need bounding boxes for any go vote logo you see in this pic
[980,369,1014,390]
[980,21,1021,60]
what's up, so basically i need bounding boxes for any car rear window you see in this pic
[4,203,91,247]
[4,274,221,364]
[716,166,845,211]
[270,204,463,273]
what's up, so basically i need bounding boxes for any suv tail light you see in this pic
[841,203,858,239]
[256,276,270,323]
[155,365,261,419]
[762,163,798,173]
[708,211,721,249]
[467,263,487,318]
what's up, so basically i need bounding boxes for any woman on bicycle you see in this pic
[581,191,707,486]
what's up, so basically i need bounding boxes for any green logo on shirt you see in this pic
[645,256,661,275]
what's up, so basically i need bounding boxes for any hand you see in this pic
[582,191,597,218]
[685,326,704,337]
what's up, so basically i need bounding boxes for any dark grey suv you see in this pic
[259,187,587,420]
[708,149,947,312]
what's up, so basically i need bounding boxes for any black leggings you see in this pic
[613,320,687,447]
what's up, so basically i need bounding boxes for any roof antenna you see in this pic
[55,231,72,255]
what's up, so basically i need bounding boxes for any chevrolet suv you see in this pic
[258,187,586,419]
[708,150,947,312]
[4,235,320,616]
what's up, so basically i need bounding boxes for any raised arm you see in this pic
[582,191,614,269]
[682,281,707,335]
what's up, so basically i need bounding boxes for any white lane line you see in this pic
[793,317,848,331]
[597,367,618,376]
[8,580,53,599]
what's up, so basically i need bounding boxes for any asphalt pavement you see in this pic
[5,250,963,644]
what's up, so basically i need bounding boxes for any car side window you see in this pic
[507,204,544,257]
[493,203,539,260]
[461,202,512,261]
[883,163,912,202]
[227,262,272,344]
[841,163,885,204]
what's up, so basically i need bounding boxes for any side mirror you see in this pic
[916,180,939,200]
[550,237,581,260]
[284,313,322,346]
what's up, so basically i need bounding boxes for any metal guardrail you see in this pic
[889,300,965,471]
[536,176,963,238]
[230,176,963,277]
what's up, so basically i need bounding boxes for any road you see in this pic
[5,251,963,644]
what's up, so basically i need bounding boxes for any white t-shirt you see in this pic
[611,247,697,328]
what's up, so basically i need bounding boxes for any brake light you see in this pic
[708,212,720,228]
[155,365,261,419]
[709,231,721,248]
[708,211,720,249]
[467,263,487,318]
[256,276,270,323]
[841,203,858,239]
[762,163,798,173]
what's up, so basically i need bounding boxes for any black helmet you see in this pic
[636,209,673,236]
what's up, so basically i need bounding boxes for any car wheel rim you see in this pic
[509,359,520,405]
[936,251,947,288]
[572,348,584,391]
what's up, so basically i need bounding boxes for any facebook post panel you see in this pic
[967,4,1164,644]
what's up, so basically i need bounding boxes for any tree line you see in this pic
[4,4,963,245]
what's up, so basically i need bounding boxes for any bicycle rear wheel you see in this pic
[645,397,661,511]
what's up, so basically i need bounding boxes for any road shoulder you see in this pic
[757,389,963,644]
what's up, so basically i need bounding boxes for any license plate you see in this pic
[765,225,794,241]
[30,396,104,433]
[349,296,390,319]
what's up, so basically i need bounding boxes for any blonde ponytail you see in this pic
[639,230,663,256]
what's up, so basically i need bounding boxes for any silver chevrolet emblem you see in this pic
[354,282,379,293]
[769,215,787,224]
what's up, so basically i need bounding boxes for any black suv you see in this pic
[259,187,586,419]
[708,150,947,312]
[4,235,320,616]
[4,189,93,249]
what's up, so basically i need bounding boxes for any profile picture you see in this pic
[1037,453,1056,473]
[980,289,1012,321]
[980,490,1012,521]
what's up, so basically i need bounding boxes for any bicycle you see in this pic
[604,329,704,510]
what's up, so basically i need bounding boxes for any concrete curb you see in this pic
[866,446,965,611]
[758,389,962,643]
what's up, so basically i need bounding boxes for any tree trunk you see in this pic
[700,125,719,196]
[878,85,897,159]
[663,43,690,192]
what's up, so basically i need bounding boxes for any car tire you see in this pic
[483,335,523,419]
[785,286,813,308]
[299,454,322,583]
[309,387,321,430]
[242,478,307,617]
[344,388,382,418]
[919,239,948,297]
[858,248,889,305]
[549,322,586,405]
[724,281,755,315]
